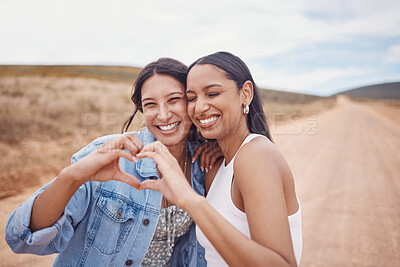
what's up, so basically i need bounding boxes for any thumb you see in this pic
[139,179,161,191]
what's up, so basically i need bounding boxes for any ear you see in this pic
[240,80,254,106]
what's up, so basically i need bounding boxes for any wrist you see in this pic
[59,166,86,188]
[181,192,206,215]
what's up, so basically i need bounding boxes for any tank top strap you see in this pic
[224,133,269,169]
[240,133,268,148]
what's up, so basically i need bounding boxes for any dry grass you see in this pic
[0,74,144,198]
[0,65,142,83]
[0,66,334,198]
[0,76,144,142]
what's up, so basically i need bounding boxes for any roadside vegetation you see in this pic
[0,65,335,198]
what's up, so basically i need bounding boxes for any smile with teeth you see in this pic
[158,122,180,131]
[199,116,219,124]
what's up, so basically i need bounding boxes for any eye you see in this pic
[143,102,156,108]
[208,92,220,97]
[187,96,197,102]
[168,97,182,103]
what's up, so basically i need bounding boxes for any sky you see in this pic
[1,0,400,96]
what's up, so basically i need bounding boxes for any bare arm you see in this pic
[137,140,298,267]
[29,133,142,232]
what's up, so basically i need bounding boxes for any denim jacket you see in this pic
[5,129,207,267]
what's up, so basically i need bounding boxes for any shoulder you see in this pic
[71,134,122,164]
[235,137,283,170]
[234,137,290,187]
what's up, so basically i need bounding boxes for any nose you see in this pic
[194,97,209,115]
[157,104,171,122]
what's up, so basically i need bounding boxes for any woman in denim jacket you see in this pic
[5,58,220,266]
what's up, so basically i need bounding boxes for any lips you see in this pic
[197,115,220,128]
[157,121,180,132]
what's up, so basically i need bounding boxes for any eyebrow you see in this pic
[142,91,184,103]
[186,84,222,94]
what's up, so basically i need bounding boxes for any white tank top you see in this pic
[196,134,302,266]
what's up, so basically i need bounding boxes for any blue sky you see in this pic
[1,0,399,96]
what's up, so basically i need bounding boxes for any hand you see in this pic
[192,140,223,172]
[136,141,196,208]
[69,133,142,189]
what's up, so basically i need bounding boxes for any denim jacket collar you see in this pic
[134,129,158,178]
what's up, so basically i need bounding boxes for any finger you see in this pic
[206,146,220,169]
[208,154,216,170]
[124,133,144,151]
[199,146,212,171]
[192,143,205,163]
[140,141,168,154]
[201,146,206,172]
[136,150,162,163]
[139,179,161,191]
[203,148,214,171]
[134,134,144,150]
[113,172,141,189]
[98,139,119,153]
[140,141,174,162]
[121,139,140,161]
[113,149,136,162]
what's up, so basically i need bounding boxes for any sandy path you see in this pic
[273,96,400,266]
[0,188,56,266]
[0,96,399,266]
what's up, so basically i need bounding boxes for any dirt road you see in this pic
[0,96,399,266]
[273,96,400,266]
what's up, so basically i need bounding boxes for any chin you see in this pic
[159,132,189,146]
[197,127,220,140]
[155,135,178,146]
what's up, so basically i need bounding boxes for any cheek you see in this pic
[187,103,195,121]
[179,104,192,124]
[142,109,157,124]
[172,101,188,116]
[178,102,188,113]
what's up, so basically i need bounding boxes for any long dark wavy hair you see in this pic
[122,57,198,140]
[187,51,273,141]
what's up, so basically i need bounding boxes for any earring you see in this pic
[243,104,249,115]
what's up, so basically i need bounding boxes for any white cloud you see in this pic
[1,0,399,63]
[254,67,372,94]
[0,0,399,94]
[385,45,400,63]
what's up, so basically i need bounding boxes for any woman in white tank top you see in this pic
[138,52,303,266]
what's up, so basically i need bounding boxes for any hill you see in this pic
[259,87,326,104]
[334,82,400,99]
[0,65,142,84]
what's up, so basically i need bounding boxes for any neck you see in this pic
[218,121,250,165]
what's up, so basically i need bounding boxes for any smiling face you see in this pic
[186,64,247,140]
[141,74,192,146]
